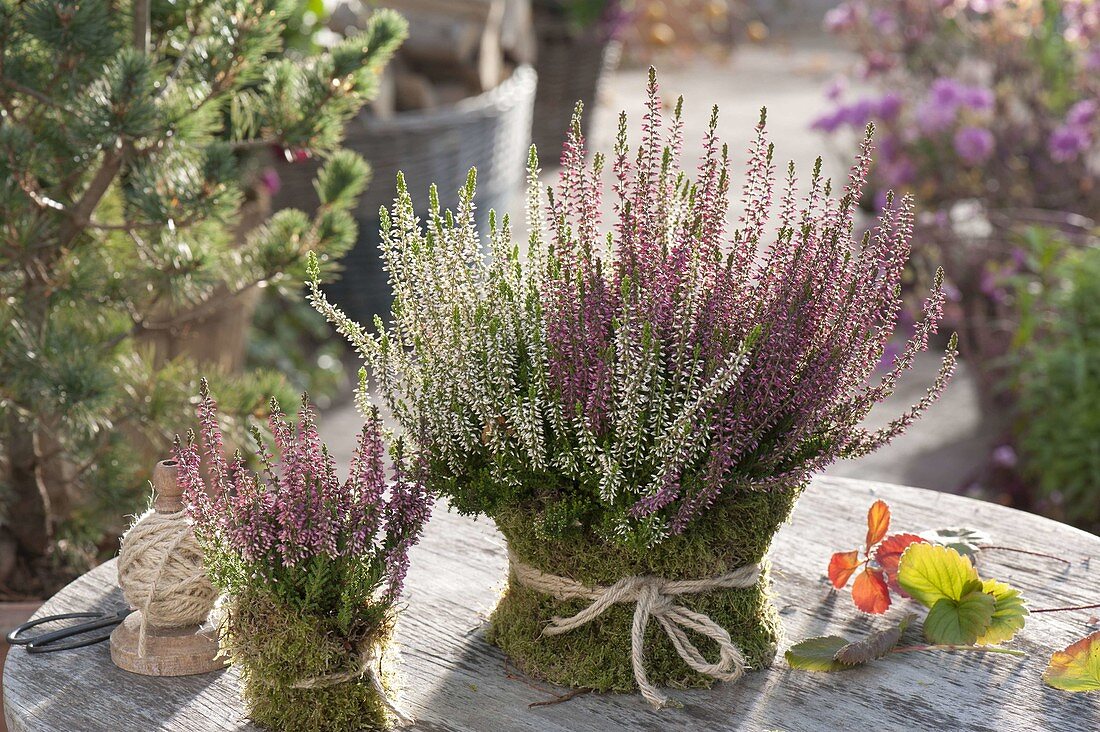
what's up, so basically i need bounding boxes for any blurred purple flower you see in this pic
[954,126,995,164]
[811,110,844,133]
[259,168,281,196]
[1049,124,1091,161]
[870,8,897,34]
[968,0,1006,12]
[991,444,1018,469]
[930,77,966,108]
[876,91,904,122]
[826,76,848,102]
[1067,99,1099,127]
[824,3,858,32]
[961,86,995,112]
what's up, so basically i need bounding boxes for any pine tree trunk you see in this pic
[4,422,53,559]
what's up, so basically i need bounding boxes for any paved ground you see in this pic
[321,34,1002,494]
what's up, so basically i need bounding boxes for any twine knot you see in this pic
[287,640,413,726]
[509,552,761,708]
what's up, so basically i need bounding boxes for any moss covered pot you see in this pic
[487,485,801,694]
[222,590,398,731]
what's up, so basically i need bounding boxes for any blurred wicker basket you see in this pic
[274,65,536,324]
[530,9,620,163]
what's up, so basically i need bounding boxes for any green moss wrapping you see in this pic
[487,486,800,692]
[223,591,397,731]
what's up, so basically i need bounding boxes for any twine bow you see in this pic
[509,552,761,708]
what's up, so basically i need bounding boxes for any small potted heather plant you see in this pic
[310,71,956,707]
[176,381,430,730]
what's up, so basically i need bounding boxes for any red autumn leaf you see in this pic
[865,499,891,548]
[828,550,862,589]
[873,533,927,594]
[851,568,891,614]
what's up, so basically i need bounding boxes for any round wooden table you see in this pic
[5,477,1099,731]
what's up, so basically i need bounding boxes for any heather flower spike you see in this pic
[309,70,957,546]
[177,378,431,602]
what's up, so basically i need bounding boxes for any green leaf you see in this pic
[923,582,996,645]
[897,542,980,608]
[835,614,915,666]
[976,578,1029,645]
[920,526,991,558]
[785,636,851,672]
[1044,632,1100,693]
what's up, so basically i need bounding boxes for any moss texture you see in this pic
[487,485,801,693]
[223,591,397,731]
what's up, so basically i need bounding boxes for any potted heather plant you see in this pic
[176,381,430,731]
[310,72,956,707]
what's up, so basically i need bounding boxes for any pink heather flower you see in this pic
[954,126,995,164]
[177,382,431,602]
[540,73,956,531]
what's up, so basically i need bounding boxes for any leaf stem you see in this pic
[1031,602,1100,614]
[979,545,1071,565]
[891,644,1026,657]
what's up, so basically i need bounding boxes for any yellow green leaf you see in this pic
[923,582,995,645]
[896,542,980,608]
[785,636,850,672]
[1044,632,1100,693]
[976,578,1028,645]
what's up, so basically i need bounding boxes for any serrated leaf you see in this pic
[785,636,851,672]
[852,567,891,614]
[923,584,996,645]
[828,550,861,589]
[920,526,991,558]
[835,614,915,665]
[976,578,1028,645]
[1044,631,1100,692]
[866,499,891,547]
[897,542,980,608]
[874,533,926,595]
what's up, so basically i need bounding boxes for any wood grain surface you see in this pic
[5,477,1099,731]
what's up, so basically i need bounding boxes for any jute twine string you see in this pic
[271,639,413,725]
[509,551,761,708]
[117,509,217,657]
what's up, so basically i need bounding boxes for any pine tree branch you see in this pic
[0,77,67,113]
[56,145,123,249]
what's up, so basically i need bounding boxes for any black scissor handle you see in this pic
[6,608,134,653]
[6,612,104,646]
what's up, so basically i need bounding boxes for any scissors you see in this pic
[5,608,134,653]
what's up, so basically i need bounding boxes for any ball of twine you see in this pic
[118,508,217,656]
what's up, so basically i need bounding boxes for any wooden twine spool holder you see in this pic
[110,460,224,676]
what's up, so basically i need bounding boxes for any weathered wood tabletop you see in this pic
[5,476,1099,731]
